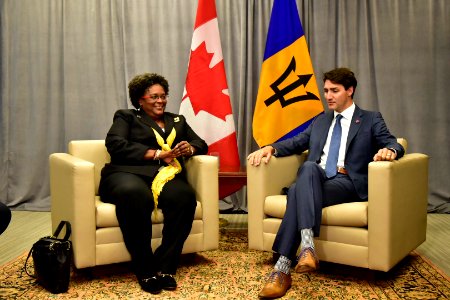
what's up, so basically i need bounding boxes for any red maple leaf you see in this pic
[184,42,232,121]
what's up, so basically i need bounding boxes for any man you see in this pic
[0,202,11,235]
[247,68,404,299]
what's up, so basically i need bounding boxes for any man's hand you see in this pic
[247,146,275,166]
[373,148,397,161]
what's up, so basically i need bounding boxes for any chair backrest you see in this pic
[68,140,110,192]
[397,138,407,153]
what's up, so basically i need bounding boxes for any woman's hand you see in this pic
[158,149,178,166]
[156,141,194,167]
[173,141,195,157]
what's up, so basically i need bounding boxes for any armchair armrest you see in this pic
[368,153,429,271]
[49,153,97,268]
[185,155,219,250]
[247,153,307,249]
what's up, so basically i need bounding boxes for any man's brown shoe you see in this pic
[258,270,292,299]
[294,247,319,273]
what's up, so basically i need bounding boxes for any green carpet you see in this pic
[1,230,449,299]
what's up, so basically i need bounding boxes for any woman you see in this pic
[99,73,208,294]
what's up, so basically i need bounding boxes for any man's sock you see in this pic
[274,255,292,275]
[300,228,315,250]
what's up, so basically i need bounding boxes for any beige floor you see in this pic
[415,213,450,276]
[0,211,52,267]
[0,211,448,277]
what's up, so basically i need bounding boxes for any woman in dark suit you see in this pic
[99,73,208,294]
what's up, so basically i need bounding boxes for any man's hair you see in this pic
[128,73,169,109]
[323,68,357,98]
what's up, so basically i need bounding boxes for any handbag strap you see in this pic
[52,220,71,240]
[24,248,36,278]
[23,220,71,279]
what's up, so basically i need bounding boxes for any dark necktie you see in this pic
[325,114,343,178]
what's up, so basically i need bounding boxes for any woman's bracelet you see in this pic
[154,149,161,160]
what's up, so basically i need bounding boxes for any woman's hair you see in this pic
[323,68,357,98]
[128,73,169,109]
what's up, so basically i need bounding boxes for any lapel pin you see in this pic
[174,117,180,122]
[355,119,360,124]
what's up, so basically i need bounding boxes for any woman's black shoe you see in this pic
[138,275,162,294]
[160,274,177,290]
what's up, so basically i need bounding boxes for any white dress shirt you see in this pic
[319,103,356,170]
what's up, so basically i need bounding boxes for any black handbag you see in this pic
[24,220,72,294]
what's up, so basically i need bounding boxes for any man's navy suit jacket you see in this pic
[272,105,405,200]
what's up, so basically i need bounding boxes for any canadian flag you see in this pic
[180,0,240,169]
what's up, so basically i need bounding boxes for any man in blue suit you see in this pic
[0,202,11,235]
[248,68,405,299]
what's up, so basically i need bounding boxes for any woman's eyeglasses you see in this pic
[141,94,168,101]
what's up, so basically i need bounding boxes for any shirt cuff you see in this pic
[273,147,278,157]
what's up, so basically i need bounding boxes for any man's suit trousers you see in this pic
[272,161,363,260]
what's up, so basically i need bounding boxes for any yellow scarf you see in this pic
[151,127,182,215]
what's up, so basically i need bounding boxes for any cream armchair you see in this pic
[247,139,429,271]
[50,140,219,269]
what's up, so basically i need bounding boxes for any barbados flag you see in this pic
[252,0,324,147]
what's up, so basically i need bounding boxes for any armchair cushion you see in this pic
[321,202,368,227]
[95,198,203,228]
[264,196,368,227]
